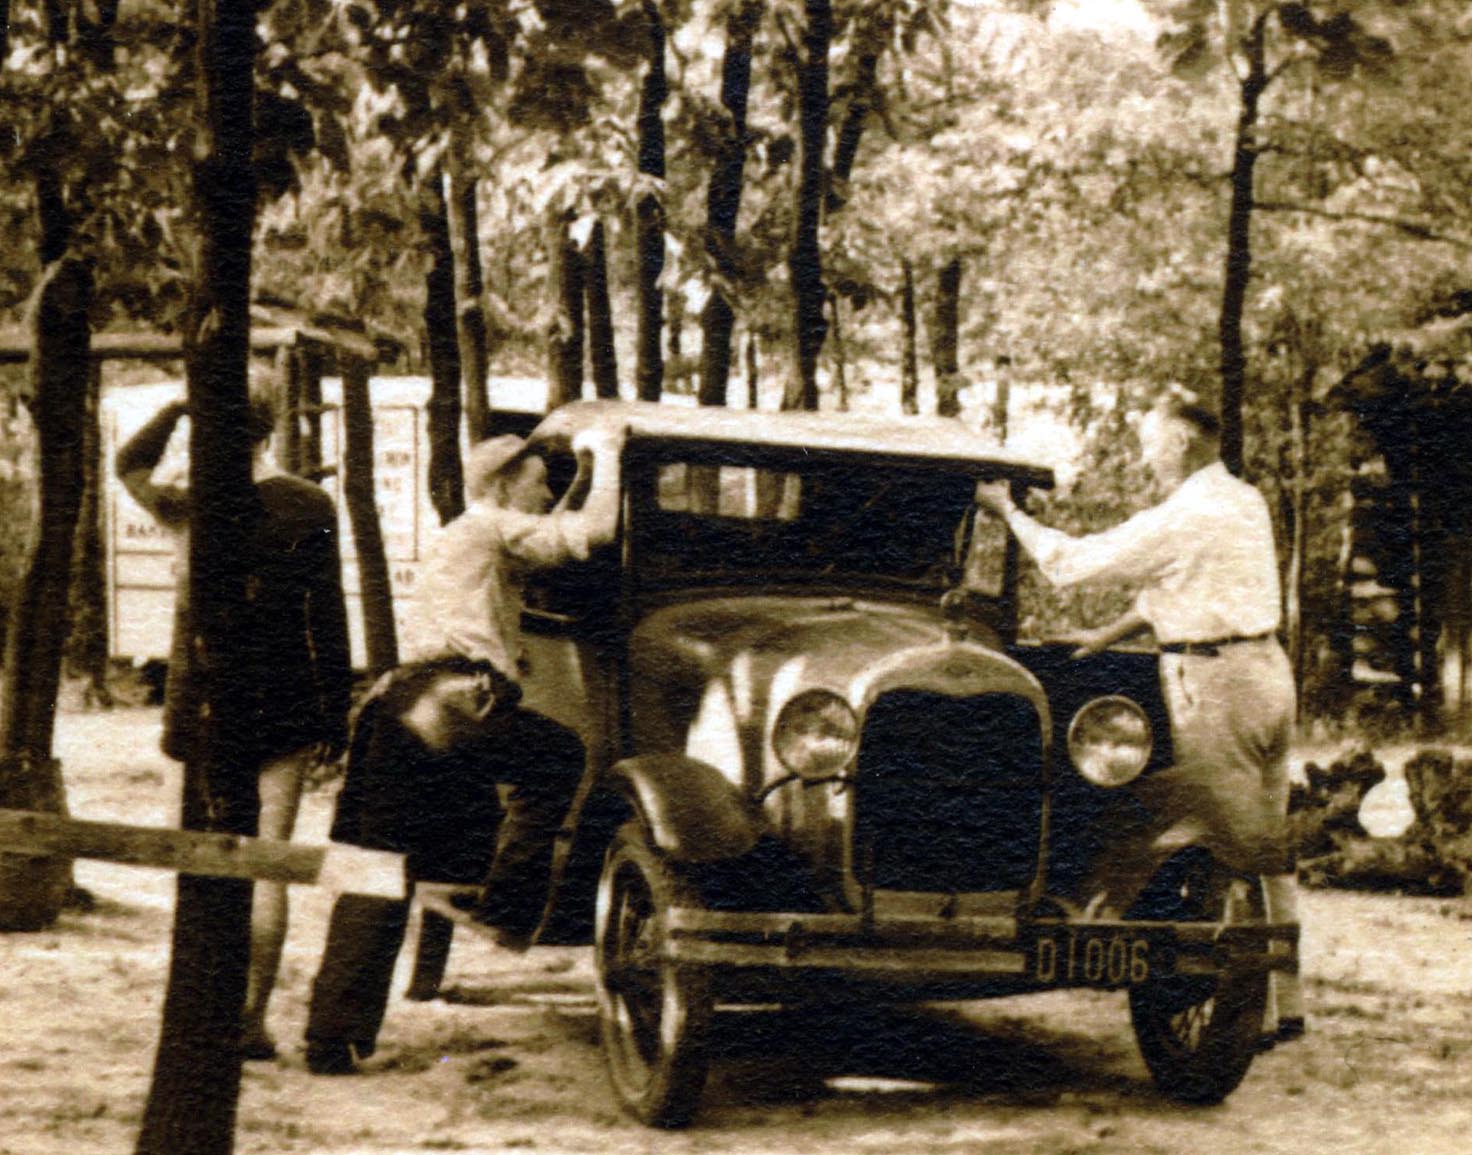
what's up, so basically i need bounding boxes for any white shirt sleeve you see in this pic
[498,508,594,571]
[1008,499,1177,589]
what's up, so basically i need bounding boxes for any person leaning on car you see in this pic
[973,392,1305,1048]
[303,420,624,1075]
[116,396,352,1062]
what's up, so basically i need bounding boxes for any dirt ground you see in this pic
[3,707,1471,1155]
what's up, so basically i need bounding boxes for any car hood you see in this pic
[628,596,1048,769]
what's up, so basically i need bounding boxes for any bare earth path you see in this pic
[2,707,1470,1154]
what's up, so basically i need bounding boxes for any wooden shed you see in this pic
[1333,309,1472,728]
[0,305,399,685]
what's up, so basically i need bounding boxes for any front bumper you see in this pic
[663,908,1299,988]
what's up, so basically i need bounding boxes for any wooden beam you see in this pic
[0,809,405,898]
[0,328,308,365]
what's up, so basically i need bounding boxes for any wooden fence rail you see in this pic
[0,808,405,899]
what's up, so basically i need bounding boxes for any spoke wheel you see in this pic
[1129,853,1268,1105]
[595,824,712,1128]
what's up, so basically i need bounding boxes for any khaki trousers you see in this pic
[1157,637,1302,1026]
[1158,639,1294,870]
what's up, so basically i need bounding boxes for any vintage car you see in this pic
[498,399,1296,1126]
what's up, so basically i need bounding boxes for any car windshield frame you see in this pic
[622,435,1037,606]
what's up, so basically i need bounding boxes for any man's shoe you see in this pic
[447,889,535,952]
[1256,1017,1307,1053]
[305,1039,361,1076]
[486,924,533,954]
[240,1029,279,1062]
[63,885,97,913]
[1275,1016,1306,1044]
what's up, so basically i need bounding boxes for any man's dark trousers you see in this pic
[306,692,584,1058]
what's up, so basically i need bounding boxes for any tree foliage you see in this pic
[1,0,1469,730]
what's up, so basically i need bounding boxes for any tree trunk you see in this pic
[422,174,464,524]
[35,134,70,266]
[300,345,324,477]
[0,255,91,932]
[698,294,737,407]
[1414,448,1446,728]
[546,211,585,410]
[446,163,492,440]
[745,331,759,409]
[66,360,112,707]
[275,345,303,473]
[635,0,667,401]
[698,0,759,409]
[829,292,848,412]
[1219,13,1269,477]
[1286,362,1311,718]
[135,1,258,1149]
[932,255,962,418]
[667,304,684,390]
[991,368,1011,441]
[826,6,887,215]
[900,259,918,415]
[341,356,399,676]
[695,3,760,517]
[785,0,831,412]
[586,219,619,398]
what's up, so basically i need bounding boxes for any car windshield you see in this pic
[630,453,1010,596]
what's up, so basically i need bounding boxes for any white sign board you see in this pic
[102,374,547,668]
[104,382,188,661]
[104,378,440,667]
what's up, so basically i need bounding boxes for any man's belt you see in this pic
[371,655,522,724]
[1159,631,1274,657]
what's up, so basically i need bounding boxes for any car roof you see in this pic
[529,399,1056,487]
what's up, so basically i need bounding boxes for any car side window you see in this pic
[656,463,801,520]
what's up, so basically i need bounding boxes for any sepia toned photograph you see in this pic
[1,1,1469,1152]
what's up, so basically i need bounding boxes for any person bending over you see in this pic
[304,420,623,1074]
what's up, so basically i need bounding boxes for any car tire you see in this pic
[1127,851,1268,1105]
[595,823,713,1128]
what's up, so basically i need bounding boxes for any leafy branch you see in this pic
[1255,200,1472,250]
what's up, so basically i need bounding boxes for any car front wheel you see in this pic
[1128,851,1268,1105]
[595,823,712,1127]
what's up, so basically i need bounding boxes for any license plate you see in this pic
[1027,926,1165,987]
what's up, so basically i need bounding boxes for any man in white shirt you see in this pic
[399,423,624,937]
[401,424,621,674]
[976,395,1304,1046]
[306,422,623,1074]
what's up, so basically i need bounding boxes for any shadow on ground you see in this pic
[705,1003,1138,1109]
[436,979,1142,1117]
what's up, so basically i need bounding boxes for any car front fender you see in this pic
[607,754,763,864]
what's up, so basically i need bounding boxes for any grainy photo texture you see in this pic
[1,1,1470,1153]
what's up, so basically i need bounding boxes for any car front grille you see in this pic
[854,691,1043,893]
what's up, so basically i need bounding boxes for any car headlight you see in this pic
[1067,696,1152,788]
[773,690,860,779]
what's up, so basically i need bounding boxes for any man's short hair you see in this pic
[1157,393,1221,444]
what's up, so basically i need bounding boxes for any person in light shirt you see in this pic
[304,421,624,1075]
[399,421,625,938]
[975,394,1304,1047]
